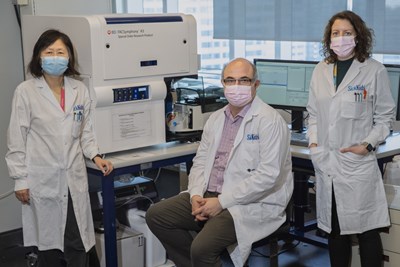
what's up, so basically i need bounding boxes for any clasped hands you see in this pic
[191,195,223,221]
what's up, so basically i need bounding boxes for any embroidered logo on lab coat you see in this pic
[247,134,259,140]
[347,84,366,91]
[347,85,367,102]
[73,105,84,122]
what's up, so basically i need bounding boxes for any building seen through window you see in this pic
[115,0,400,77]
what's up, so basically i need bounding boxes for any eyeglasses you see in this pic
[223,77,254,86]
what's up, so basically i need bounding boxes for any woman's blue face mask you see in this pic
[41,56,69,76]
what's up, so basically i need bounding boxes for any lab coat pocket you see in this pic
[341,96,368,119]
[72,120,82,139]
[310,146,327,173]
[340,152,375,176]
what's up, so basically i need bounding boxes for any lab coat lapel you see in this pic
[213,108,227,149]
[322,63,336,96]
[233,114,251,148]
[36,77,64,114]
[64,78,78,115]
[233,101,257,148]
[203,110,226,180]
[336,60,363,93]
[226,102,256,167]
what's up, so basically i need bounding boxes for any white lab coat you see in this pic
[188,96,293,266]
[307,58,396,234]
[5,76,99,252]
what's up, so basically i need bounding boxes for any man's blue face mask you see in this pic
[41,56,69,76]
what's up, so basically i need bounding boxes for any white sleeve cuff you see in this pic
[14,177,29,191]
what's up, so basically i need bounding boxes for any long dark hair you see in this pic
[28,29,80,78]
[322,10,374,64]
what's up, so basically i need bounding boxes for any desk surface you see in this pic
[86,141,199,170]
[86,133,400,170]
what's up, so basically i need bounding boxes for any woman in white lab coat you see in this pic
[307,11,396,267]
[5,29,113,267]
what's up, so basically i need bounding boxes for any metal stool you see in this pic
[249,220,291,267]
[248,200,293,267]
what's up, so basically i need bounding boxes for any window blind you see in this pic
[213,0,347,42]
[353,0,400,54]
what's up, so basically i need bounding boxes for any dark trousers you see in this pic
[328,191,383,267]
[37,192,100,267]
[145,192,237,267]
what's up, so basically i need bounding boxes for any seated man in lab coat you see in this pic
[146,58,293,267]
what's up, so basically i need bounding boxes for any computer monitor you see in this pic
[384,64,400,122]
[254,60,400,130]
[254,59,318,132]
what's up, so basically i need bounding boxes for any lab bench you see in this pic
[87,134,400,267]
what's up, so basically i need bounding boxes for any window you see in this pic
[115,0,400,73]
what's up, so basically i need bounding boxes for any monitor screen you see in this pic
[254,60,400,129]
[254,59,318,132]
[384,64,400,121]
[254,59,318,111]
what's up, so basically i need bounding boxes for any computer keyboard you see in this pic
[290,131,309,147]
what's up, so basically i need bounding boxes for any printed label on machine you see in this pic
[112,110,152,141]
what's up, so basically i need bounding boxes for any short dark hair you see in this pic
[322,10,374,64]
[28,29,80,78]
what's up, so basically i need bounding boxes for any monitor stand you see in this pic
[291,110,304,132]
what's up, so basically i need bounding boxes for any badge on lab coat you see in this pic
[73,104,84,122]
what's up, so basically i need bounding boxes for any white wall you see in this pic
[0,1,25,232]
[20,0,113,15]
